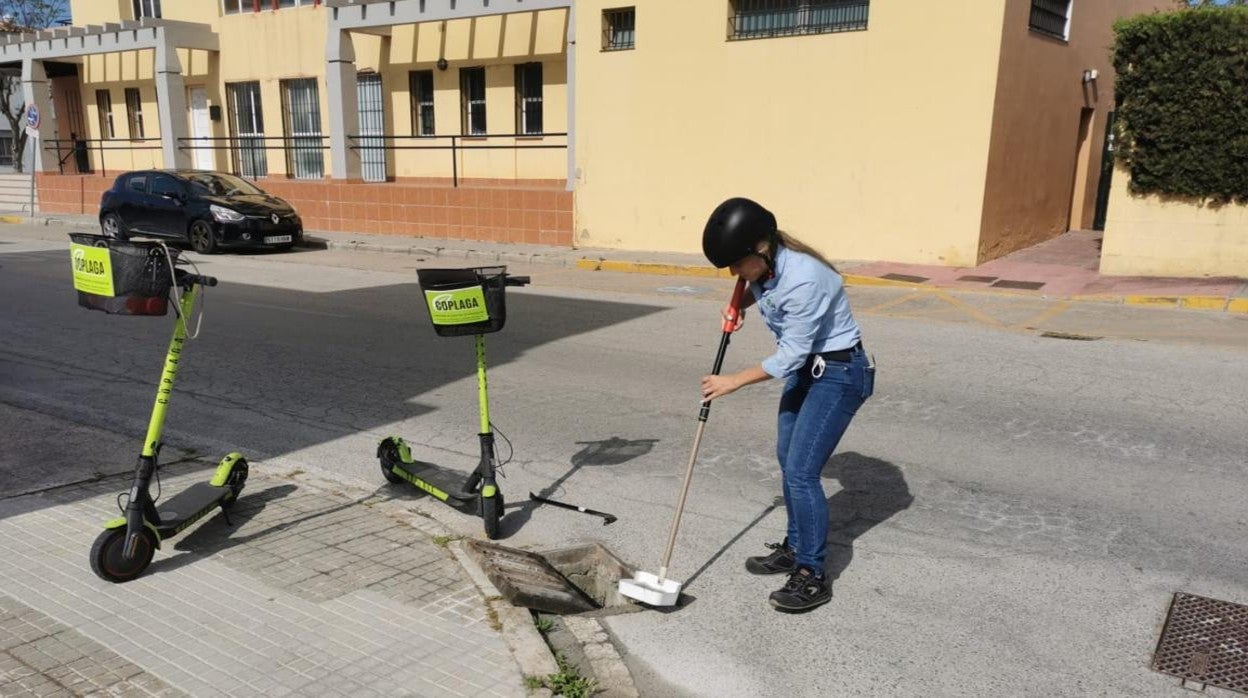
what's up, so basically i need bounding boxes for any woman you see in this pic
[699,197,874,612]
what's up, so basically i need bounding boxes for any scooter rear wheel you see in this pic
[482,492,504,540]
[89,527,157,583]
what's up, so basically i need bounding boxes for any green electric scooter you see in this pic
[377,266,528,540]
[70,233,249,583]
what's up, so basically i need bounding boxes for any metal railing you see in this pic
[35,132,565,186]
[43,137,163,176]
[345,132,568,187]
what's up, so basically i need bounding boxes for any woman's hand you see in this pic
[701,365,772,402]
[701,373,741,402]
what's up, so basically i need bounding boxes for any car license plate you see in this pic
[264,235,292,244]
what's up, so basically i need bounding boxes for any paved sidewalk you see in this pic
[15,213,1248,312]
[0,465,533,696]
[304,226,1248,314]
[0,396,551,697]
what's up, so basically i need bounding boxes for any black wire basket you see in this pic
[416,266,508,336]
[68,233,178,316]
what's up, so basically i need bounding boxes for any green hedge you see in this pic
[1113,7,1248,203]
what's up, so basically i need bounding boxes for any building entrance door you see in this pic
[188,86,214,171]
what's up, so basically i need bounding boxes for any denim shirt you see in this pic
[752,245,862,378]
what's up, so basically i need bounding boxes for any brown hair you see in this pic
[775,230,837,273]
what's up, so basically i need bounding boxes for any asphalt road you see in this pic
[3,231,1247,696]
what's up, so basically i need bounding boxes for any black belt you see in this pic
[814,341,862,363]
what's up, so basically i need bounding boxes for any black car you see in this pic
[99,169,303,254]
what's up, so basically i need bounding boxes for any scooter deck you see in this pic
[154,482,232,535]
[388,460,482,505]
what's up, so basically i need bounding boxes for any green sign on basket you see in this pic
[70,243,115,296]
[425,286,489,325]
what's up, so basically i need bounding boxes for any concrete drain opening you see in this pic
[464,540,641,617]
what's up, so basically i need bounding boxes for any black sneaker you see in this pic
[745,540,796,575]
[768,567,832,612]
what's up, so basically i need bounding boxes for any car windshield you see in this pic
[186,173,263,197]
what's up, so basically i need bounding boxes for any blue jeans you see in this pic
[776,347,873,572]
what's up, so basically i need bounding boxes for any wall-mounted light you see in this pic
[1082,69,1099,83]
[436,57,448,71]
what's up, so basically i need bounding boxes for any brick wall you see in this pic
[35,173,574,247]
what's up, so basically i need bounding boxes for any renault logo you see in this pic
[271,213,280,225]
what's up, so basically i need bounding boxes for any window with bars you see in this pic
[133,0,161,19]
[96,90,115,139]
[124,88,144,140]
[603,7,636,50]
[729,0,868,40]
[515,63,543,135]
[223,0,316,13]
[1029,0,1072,41]
[226,81,267,178]
[409,70,435,136]
[460,67,486,136]
[281,77,324,179]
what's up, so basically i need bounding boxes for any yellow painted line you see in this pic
[1180,296,1228,311]
[574,259,732,278]
[1124,295,1181,309]
[1228,298,1248,314]
[934,290,1004,326]
[1070,294,1124,304]
[860,291,927,315]
[842,274,923,288]
[0,215,25,224]
[1015,300,1072,329]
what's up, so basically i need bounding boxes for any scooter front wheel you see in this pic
[220,458,249,511]
[89,527,157,583]
[481,491,504,540]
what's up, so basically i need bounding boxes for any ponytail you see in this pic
[776,230,838,273]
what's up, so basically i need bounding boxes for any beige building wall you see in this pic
[378,11,569,181]
[1101,169,1248,277]
[980,0,1166,263]
[573,0,1006,265]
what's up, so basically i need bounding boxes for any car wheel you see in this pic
[189,220,217,254]
[100,212,126,240]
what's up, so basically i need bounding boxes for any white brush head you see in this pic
[618,570,682,607]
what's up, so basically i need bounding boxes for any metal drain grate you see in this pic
[1152,592,1248,693]
[957,275,998,283]
[881,273,929,284]
[990,279,1046,290]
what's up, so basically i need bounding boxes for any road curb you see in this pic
[449,539,641,698]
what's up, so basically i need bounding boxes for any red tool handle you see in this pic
[721,277,747,333]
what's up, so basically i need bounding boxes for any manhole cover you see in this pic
[1152,592,1248,693]
[464,540,638,616]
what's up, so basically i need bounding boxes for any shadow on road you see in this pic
[821,451,913,581]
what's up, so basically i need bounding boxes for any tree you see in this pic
[0,2,67,172]
[0,1,66,30]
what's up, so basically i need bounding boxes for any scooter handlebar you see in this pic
[176,271,217,288]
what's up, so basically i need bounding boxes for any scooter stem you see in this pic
[140,286,198,457]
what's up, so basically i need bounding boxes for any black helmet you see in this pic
[702,197,777,268]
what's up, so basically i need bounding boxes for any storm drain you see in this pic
[1152,591,1248,694]
[464,540,638,616]
[881,273,929,284]
[990,279,1046,290]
